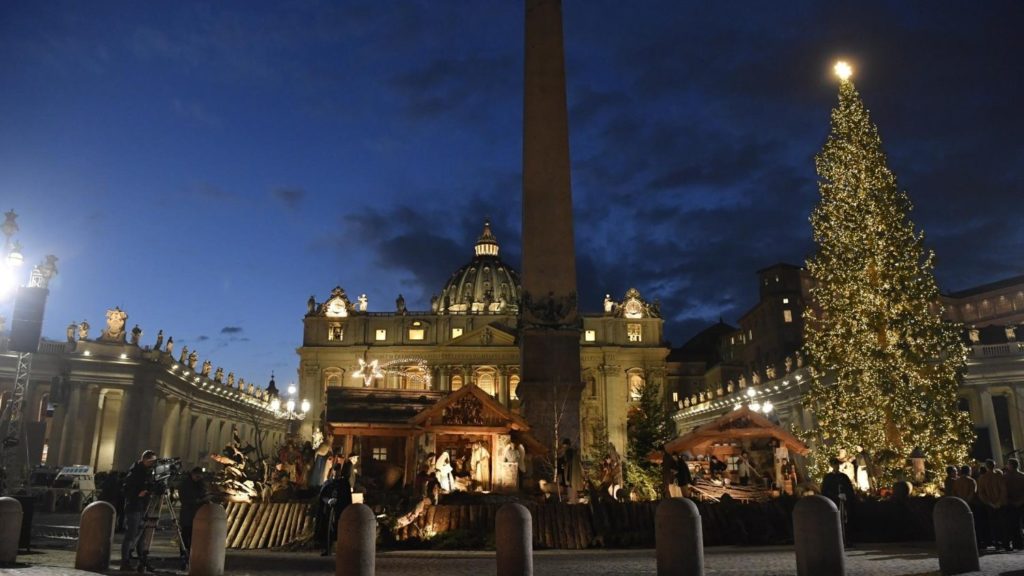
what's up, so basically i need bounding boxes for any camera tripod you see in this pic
[133,490,186,573]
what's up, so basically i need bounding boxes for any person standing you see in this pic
[952,464,978,501]
[943,465,959,496]
[317,465,341,556]
[120,451,157,571]
[675,454,693,498]
[660,448,679,498]
[322,454,359,556]
[821,457,856,545]
[178,467,208,567]
[977,459,1008,550]
[1003,458,1024,551]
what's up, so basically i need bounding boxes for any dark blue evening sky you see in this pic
[2,1,1021,387]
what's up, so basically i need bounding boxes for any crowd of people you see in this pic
[944,458,1024,552]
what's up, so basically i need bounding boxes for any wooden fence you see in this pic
[392,502,659,549]
[224,501,312,549]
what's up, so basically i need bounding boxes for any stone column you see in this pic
[978,388,1002,464]
[437,366,448,392]
[177,406,193,464]
[496,366,508,405]
[51,383,82,467]
[1010,385,1024,457]
[113,388,143,470]
[76,385,101,467]
[161,400,181,456]
[149,397,168,453]
[300,363,319,441]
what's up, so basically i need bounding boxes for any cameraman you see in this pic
[178,466,208,565]
[121,450,157,571]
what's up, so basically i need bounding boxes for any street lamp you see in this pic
[266,374,308,421]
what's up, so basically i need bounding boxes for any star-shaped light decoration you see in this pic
[354,358,384,387]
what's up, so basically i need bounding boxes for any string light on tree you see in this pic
[802,61,973,487]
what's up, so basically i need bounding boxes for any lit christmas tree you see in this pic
[803,62,974,487]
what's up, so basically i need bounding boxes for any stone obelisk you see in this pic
[519,0,583,459]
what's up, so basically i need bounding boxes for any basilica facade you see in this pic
[297,221,669,488]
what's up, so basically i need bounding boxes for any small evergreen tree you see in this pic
[626,378,675,499]
[803,64,974,486]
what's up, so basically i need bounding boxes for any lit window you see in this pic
[372,447,388,461]
[451,327,463,339]
[782,298,789,304]
[509,375,520,399]
[451,374,464,391]
[375,329,387,341]
[477,371,495,396]
[584,330,596,342]
[748,330,753,340]
[627,324,642,342]
[672,392,679,402]
[783,310,793,323]
[328,325,343,341]
[409,328,424,340]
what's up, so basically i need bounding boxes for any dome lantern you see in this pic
[474,219,500,258]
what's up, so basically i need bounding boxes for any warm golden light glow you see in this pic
[834,61,853,81]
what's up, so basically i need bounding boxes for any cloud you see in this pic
[272,187,306,210]
[195,335,210,342]
[220,326,243,334]
[388,54,516,122]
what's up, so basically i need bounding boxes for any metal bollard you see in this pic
[75,501,116,571]
[656,497,704,576]
[335,504,376,576]
[189,503,226,576]
[496,503,533,576]
[933,497,980,575]
[0,497,23,565]
[793,495,845,576]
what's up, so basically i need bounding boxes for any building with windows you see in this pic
[297,221,669,488]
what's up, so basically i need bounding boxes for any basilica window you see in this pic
[627,323,642,342]
[584,329,596,342]
[403,366,429,390]
[324,369,342,389]
[328,324,343,341]
[372,447,388,461]
[509,374,520,400]
[451,374,464,391]
[783,310,793,323]
[375,329,387,341]
[451,327,464,339]
[408,321,425,341]
[476,368,496,396]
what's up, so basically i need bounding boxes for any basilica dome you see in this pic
[436,221,521,315]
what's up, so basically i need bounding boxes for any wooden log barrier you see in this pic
[220,502,314,550]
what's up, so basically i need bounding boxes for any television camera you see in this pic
[148,457,183,495]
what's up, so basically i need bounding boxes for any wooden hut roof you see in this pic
[664,406,809,456]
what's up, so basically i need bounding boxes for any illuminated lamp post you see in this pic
[266,373,309,437]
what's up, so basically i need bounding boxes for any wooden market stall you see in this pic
[663,406,809,500]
